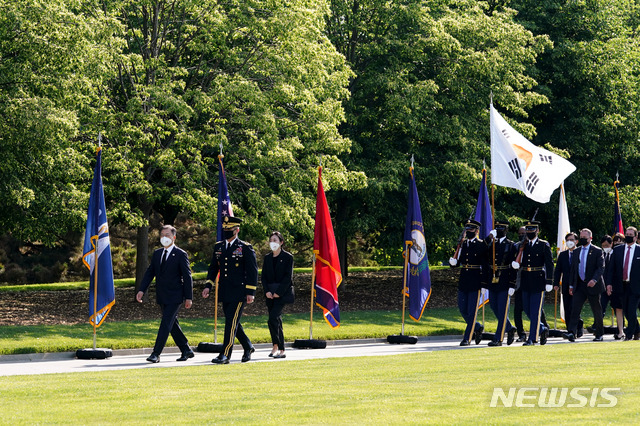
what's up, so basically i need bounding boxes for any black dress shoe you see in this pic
[474,324,484,345]
[593,336,603,342]
[212,355,229,364]
[241,347,255,363]
[507,328,516,346]
[614,333,623,340]
[459,340,470,346]
[488,341,502,347]
[516,335,527,343]
[146,354,160,363]
[273,352,286,359]
[540,327,549,345]
[177,351,195,361]
[563,332,575,342]
[522,341,535,346]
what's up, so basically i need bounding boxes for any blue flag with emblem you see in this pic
[216,154,234,242]
[82,147,115,327]
[403,166,431,321]
[474,168,493,308]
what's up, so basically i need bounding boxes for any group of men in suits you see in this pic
[450,218,640,346]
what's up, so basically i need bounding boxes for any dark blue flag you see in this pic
[216,155,234,242]
[82,147,115,327]
[404,167,431,321]
[613,179,624,235]
[474,168,493,307]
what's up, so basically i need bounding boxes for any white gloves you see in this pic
[489,229,497,238]
[511,261,520,269]
[481,288,487,296]
[508,288,515,296]
[449,257,457,266]
[545,284,553,292]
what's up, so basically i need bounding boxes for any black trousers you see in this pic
[153,302,190,355]
[569,281,603,338]
[625,290,640,338]
[265,298,286,350]
[221,301,252,358]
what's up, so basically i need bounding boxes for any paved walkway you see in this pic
[0,332,613,377]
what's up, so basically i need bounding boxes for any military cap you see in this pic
[495,220,509,229]
[222,216,242,230]
[525,220,540,231]
[465,219,481,230]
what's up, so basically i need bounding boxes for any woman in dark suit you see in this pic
[261,231,294,358]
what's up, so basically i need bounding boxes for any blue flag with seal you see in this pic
[216,154,234,242]
[82,147,115,327]
[404,166,431,321]
[474,168,493,308]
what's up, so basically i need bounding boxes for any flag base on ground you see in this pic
[196,342,224,353]
[480,332,495,341]
[76,348,112,360]
[293,339,327,349]
[548,329,565,338]
[386,335,418,344]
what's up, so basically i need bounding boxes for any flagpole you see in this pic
[92,135,102,351]
[401,242,410,335]
[309,254,317,340]
[214,274,220,343]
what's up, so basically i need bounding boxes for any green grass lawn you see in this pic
[0,342,638,424]
[0,305,601,355]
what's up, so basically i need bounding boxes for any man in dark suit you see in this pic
[136,225,194,363]
[512,220,553,346]
[563,229,605,341]
[553,232,580,334]
[607,226,640,340]
[203,216,259,364]
[449,219,489,346]
[486,221,518,346]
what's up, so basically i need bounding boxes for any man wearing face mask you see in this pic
[563,228,605,342]
[607,226,640,340]
[449,219,489,346]
[553,232,580,335]
[203,216,259,364]
[136,225,194,363]
[511,220,553,346]
[485,221,518,346]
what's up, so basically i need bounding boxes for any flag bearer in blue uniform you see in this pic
[449,219,489,346]
[511,220,553,346]
[485,220,518,346]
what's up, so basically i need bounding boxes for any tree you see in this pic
[326,0,551,267]
[99,0,365,288]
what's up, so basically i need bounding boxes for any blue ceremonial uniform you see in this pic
[206,238,258,359]
[452,237,489,343]
[487,237,517,343]
[519,237,554,344]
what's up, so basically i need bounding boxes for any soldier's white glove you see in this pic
[508,288,515,296]
[449,257,457,266]
[481,288,487,296]
[489,229,497,238]
[511,261,520,269]
[545,284,553,292]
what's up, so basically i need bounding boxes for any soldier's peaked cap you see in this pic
[465,219,481,230]
[222,216,242,229]
[495,220,509,228]
[525,220,540,230]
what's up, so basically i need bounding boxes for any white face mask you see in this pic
[269,242,280,252]
[603,247,612,254]
[566,241,575,249]
[160,236,173,247]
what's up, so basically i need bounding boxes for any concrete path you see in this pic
[0,334,611,377]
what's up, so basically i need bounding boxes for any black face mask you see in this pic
[625,235,635,244]
[526,232,537,240]
[518,234,525,242]
[578,237,589,246]
[496,229,506,238]
[223,230,236,240]
[466,231,476,239]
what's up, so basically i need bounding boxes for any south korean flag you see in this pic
[490,104,576,203]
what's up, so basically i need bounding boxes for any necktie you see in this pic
[623,246,631,281]
[161,249,168,265]
[579,248,587,281]
[568,251,572,265]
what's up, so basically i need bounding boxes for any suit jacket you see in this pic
[488,237,517,291]
[261,250,294,303]
[568,244,605,295]
[602,249,613,287]
[553,249,575,294]
[139,246,193,304]
[519,238,554,292]
[205,239,258,303]
[607,243,640,295]
[451,238,489,293]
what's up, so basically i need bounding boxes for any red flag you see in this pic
[314,166,342,328]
